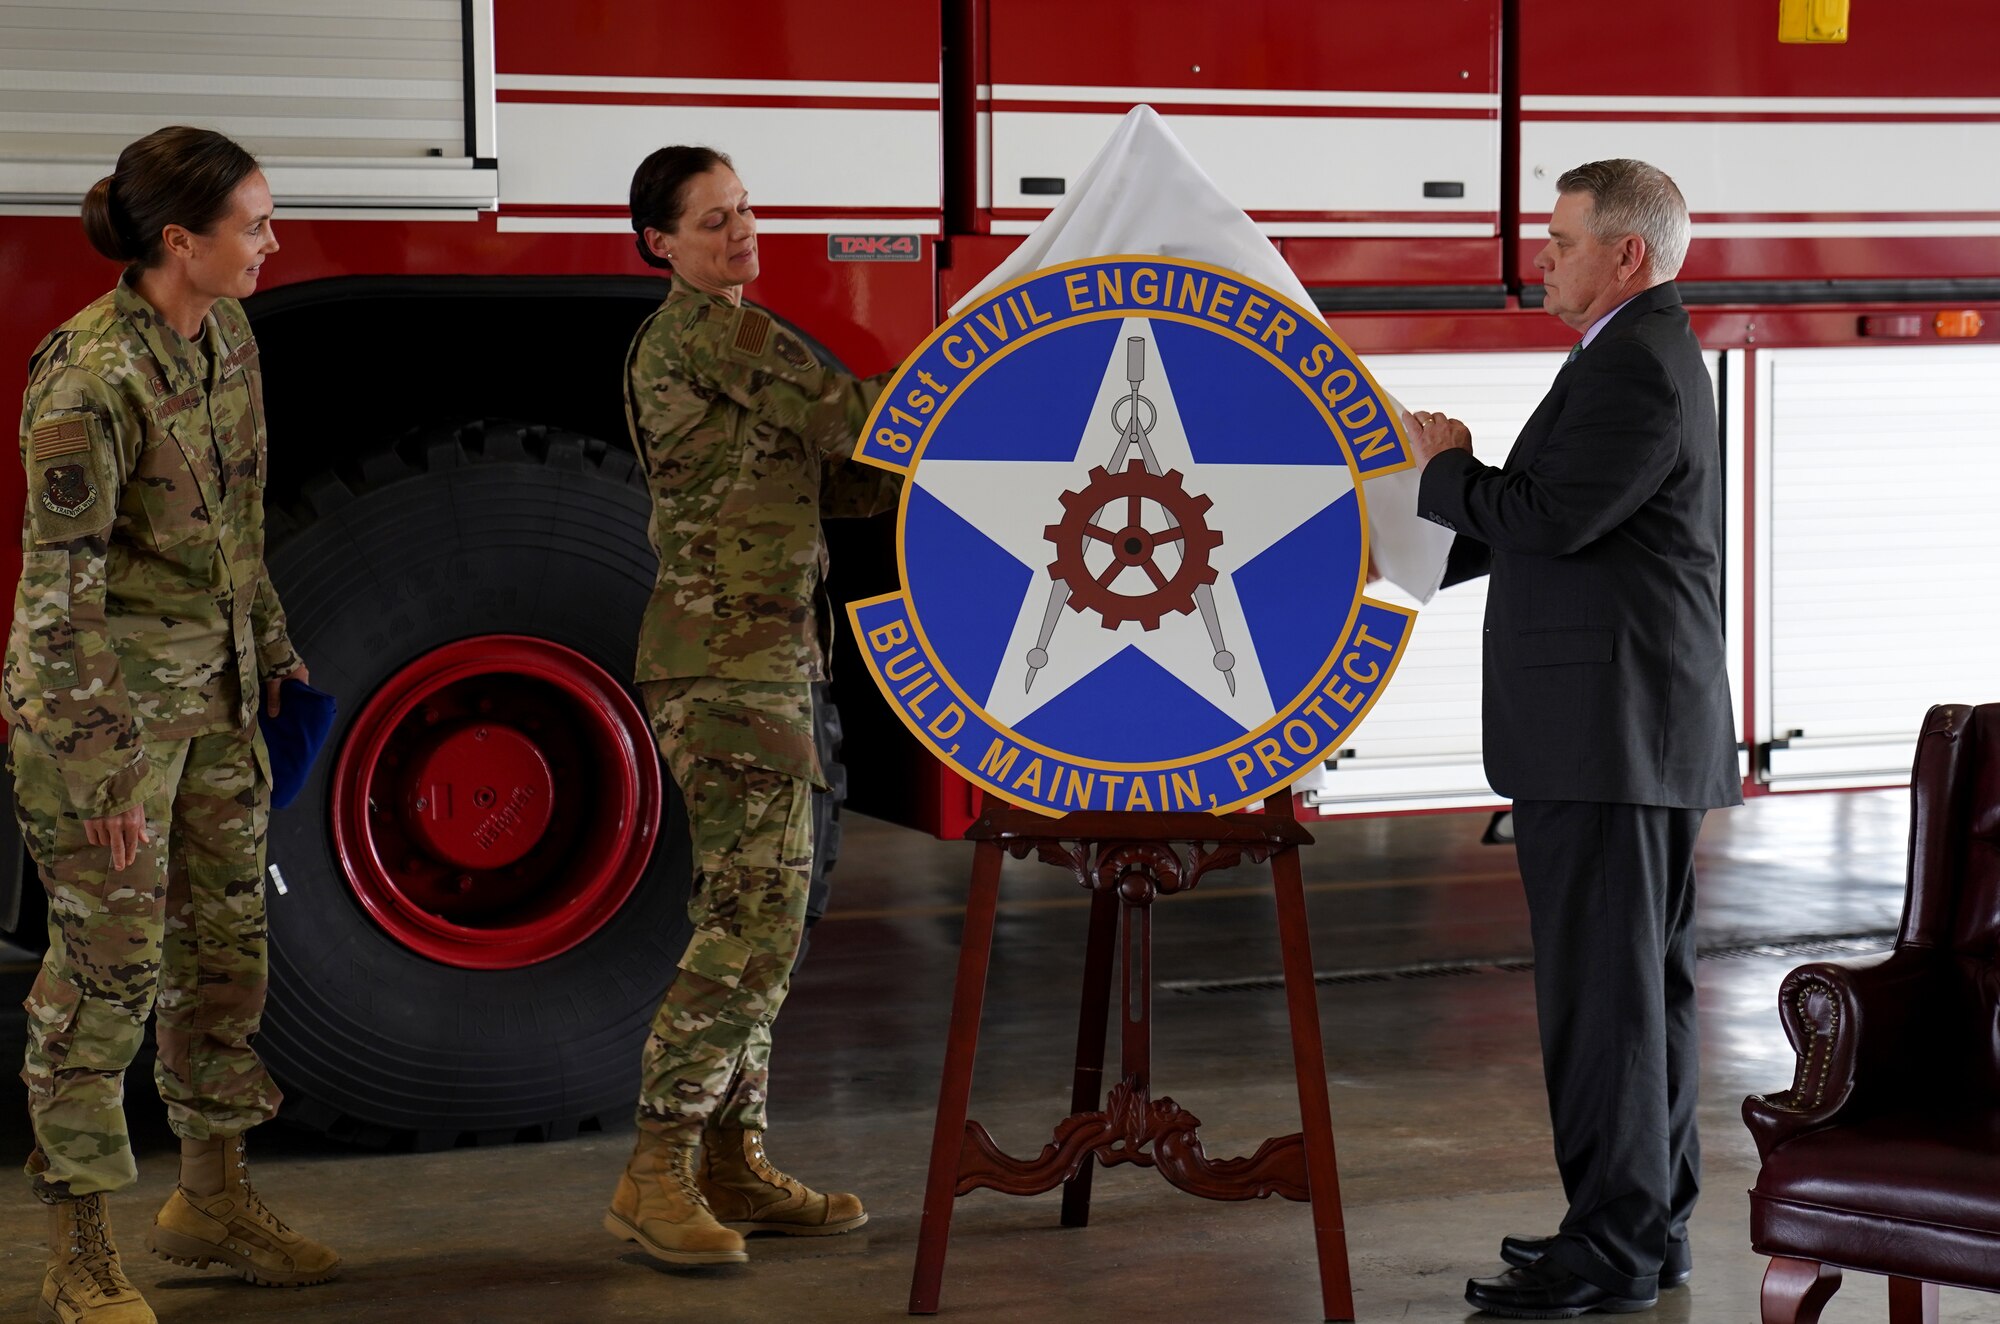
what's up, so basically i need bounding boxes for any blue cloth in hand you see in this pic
[258,678,338,810]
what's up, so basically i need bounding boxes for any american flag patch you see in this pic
[29,418,88,461]
[732,310,772,358]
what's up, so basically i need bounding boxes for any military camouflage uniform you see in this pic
[6,279,298,1197]
[624,275,898,1141]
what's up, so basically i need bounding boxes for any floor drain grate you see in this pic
[1161,932,1894,995]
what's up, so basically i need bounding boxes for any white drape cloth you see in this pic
[951,105,1453,602]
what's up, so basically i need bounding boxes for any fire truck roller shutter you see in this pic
[255,418,841,1145]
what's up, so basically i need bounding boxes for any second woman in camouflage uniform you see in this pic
[8,127,338,1324]
[604,146,900,1266]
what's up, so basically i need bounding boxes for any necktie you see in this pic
[1565,342,1583,365]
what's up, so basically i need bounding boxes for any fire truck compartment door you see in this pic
[1754,344,2000,789]
[0,0,498,210]
[979,0,1501,243]
[1298,348,1730,815]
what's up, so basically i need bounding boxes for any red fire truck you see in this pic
[0,0,1992,1144]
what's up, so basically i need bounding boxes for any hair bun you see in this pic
[80,173,136,263]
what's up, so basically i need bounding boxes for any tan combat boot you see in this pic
[604,1131,748,1264]
[697,1126,868,1236]
[39,1192,156,1324]
[146,1134,340,1287]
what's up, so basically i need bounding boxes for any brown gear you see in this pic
[1043,460,1222,631]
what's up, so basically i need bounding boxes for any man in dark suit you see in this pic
[1406,159,1741,1318]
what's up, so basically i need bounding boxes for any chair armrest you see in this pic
[1742,948,1942,1161]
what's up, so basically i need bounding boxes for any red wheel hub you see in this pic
[403,724,555,870]
[331,635,661,970]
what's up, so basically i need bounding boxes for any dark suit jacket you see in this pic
[1417,281,1741,809]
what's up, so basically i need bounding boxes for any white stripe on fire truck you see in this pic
[496,74,938,101]
[990,84,1500,111]
[1522,95,2000,115]
[1516,221,2000,239]
[495,216,939,235]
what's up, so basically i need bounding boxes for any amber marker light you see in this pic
[1935,310,1986,338]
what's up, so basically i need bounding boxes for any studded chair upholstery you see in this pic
[1744,702,2000,1324]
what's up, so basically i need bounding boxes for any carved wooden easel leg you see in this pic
[1760,1257,1842,1324]
[1268,796,1356,1322]
[1889,1276,1939,1324]
[909,838,1006,1315]
[1121,886,1153,1092]
[1060,886,1120,1228]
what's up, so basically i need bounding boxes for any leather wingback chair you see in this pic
[1744,702,2000,1324]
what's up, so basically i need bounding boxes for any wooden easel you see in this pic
[907,794,1358,1321]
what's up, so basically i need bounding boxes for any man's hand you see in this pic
[1407,410,1474,471]
[266,662,312,718]
[84,805,150,872]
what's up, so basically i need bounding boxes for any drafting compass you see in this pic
[1023,336,1236,694]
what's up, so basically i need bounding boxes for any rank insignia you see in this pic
[41,465,97,519]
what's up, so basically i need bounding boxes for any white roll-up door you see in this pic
[1301,347,1731,813]
[1755,344,2000,788]
[0,0,495,209]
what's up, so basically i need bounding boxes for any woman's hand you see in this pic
[266,662,311,718]
[84,805,150,872]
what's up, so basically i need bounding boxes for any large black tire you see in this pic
[262,421,687,1146]
[262,420,846,1147]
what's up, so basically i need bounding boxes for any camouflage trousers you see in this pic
[636,679,817,1142]
[10,722,277,1197]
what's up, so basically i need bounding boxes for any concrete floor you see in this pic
[1,789,1996,1323]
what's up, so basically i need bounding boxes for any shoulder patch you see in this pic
[732,309,772,359]
[24,408,113,543]
[773,331,816,372]
[29,418,90,462]
[40,465,96,519]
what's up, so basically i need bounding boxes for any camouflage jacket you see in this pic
[4,280,298,818]
[624,275,901,686]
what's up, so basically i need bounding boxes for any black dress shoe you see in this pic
[1499,1233,1691,1288]
[1465,1257,1657,1318]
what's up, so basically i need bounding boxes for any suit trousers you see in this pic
[1511,799,1704,1299]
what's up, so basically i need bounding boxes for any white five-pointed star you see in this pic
[912,317,1357,731]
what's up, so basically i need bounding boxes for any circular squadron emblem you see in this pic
[848,256,1417,815]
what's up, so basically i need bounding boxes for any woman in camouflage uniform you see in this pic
[604,146,900,1266]
[8,127,337,1324]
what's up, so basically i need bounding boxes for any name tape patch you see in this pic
[221,341,259,377]
[158,387,203,419]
